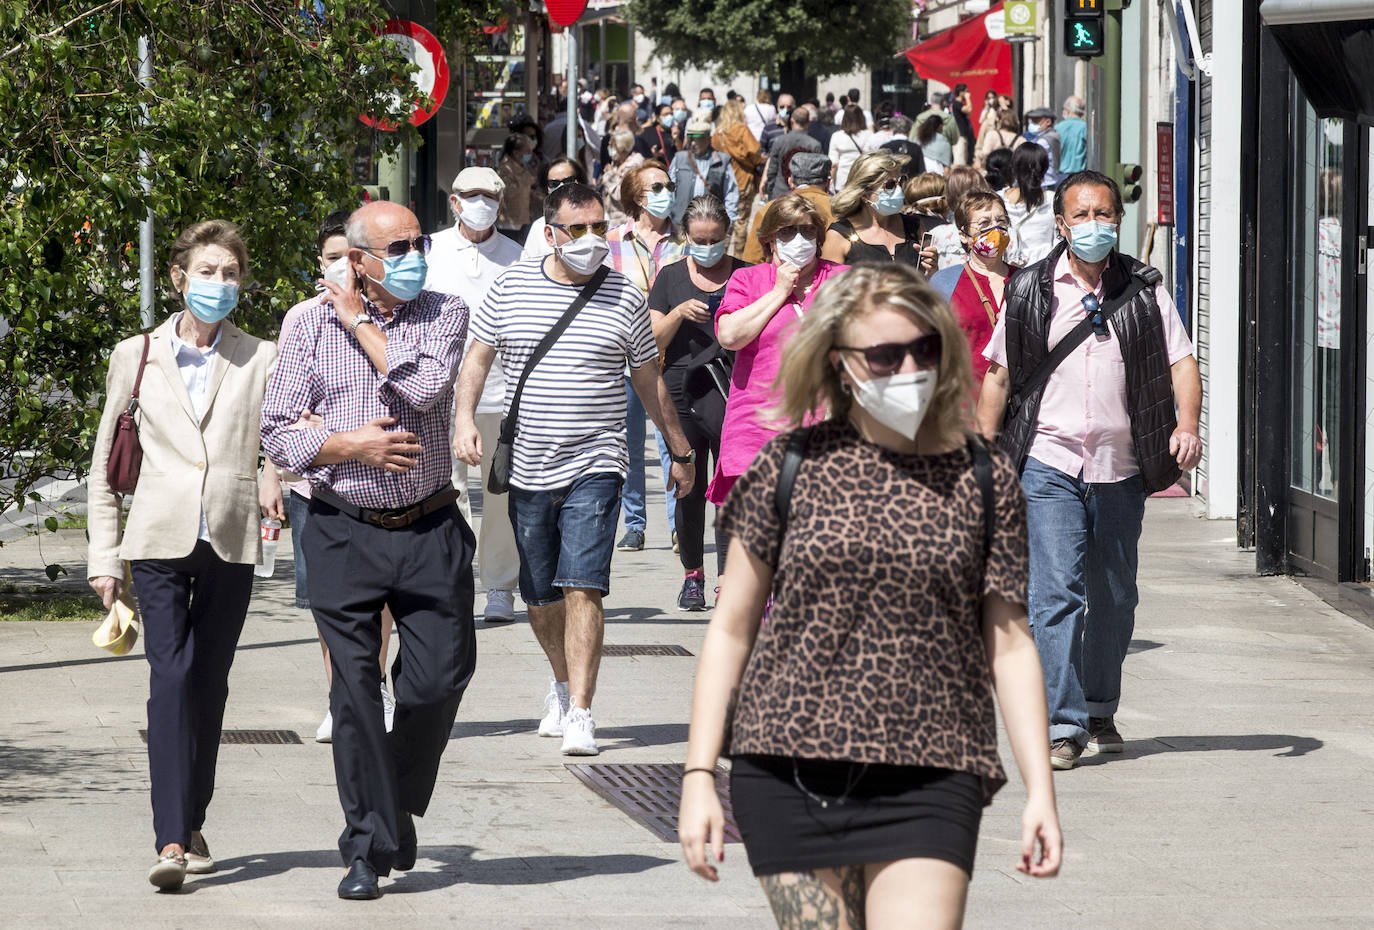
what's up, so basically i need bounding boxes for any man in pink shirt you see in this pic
[977,171,1202,771]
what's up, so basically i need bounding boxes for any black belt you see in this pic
[312,484,461,530]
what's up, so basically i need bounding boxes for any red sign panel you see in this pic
[904,4,1013,105]
[546,0,587,27]
[1156,122,1175,226]
[359,20,450,131]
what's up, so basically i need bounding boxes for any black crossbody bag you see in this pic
[487,267,609,495]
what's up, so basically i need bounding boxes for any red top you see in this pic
[950,264,1013,385]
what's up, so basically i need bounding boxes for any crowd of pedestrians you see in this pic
[84,77,1203,930]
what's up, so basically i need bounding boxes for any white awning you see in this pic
[1260,0,1374,25]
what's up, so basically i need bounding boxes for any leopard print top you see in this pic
[718,418,1029,799]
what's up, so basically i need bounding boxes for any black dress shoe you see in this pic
[394,811,417,871]
[337,858,380,900]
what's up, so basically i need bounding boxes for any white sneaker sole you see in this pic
[538,720,564,737]
[561,740,600,756]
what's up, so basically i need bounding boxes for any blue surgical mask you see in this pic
[688,240,727,267]
[778,107,791,121]
[699,99,715,111]
[184,279,238,323]
[873,189,905,216]
[645,189,674,219]
[661,115,674,129]
[520,152,533,164]
[1066,220,1119,263]
[673,109,689,124]
[367,250,428,302]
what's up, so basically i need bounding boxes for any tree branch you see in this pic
[1,0,127,63]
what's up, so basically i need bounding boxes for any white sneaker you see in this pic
[315,711,333,743]
[560,707,599,756]
[484,590,516,622]
[382,681,395,733]
[537,681,569,737]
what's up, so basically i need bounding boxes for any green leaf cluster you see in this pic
[622,0,914,79]
[0,0,427,516]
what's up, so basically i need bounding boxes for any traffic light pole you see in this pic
[1102,8,1121,180]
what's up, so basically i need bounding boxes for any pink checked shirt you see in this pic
[984,253,1194,484]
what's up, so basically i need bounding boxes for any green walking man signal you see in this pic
[1064,0,1105,58]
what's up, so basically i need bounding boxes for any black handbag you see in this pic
[488,267,609,495]
[681,343,733,444]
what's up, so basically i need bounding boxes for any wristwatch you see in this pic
[670,449,696,465]
[349,312,372,334]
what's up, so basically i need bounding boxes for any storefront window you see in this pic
[1291,102,1343,500]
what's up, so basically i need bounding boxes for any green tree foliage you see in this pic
[0,0,420,517]
[622,0,914,79]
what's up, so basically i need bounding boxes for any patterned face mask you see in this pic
[969,227,1010,259]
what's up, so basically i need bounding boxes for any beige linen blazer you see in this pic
[87,316,278,580]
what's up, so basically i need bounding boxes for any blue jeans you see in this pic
[620,379,677,535]
[509,472,623,605]
[1021,458,1146,747]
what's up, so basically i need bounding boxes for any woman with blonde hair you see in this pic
[679,261,1062,929]
[712,99,766,254]
[822,150,932,271]
[706,194,848,508]
[906,172,950,232]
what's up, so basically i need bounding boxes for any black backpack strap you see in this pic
[968,434,995,557]
[1006,265,1161,416]
[773,426,814,540]
[500,266,609,443]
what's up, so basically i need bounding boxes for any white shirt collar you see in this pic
[169,312,223,360]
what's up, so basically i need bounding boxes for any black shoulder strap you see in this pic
[968,434,995,557]
[500,266,609,443]
[773,426,814,539]
[1006,266,1161,414]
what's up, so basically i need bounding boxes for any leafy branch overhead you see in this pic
[0,0,427,517]
[622,0,914,79]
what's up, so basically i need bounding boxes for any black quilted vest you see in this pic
[999,241,1182,493]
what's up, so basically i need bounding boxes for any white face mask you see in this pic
[456,194,499,231]
[557,233,609,275]
[322,255,350,288]
[842,357,937,440]
[775,234,816,268]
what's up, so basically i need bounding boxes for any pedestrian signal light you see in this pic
[1118,163,1143,203]
[1064,0,1105,58]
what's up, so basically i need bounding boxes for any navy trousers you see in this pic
[304,498,477,874]
[131,540,254,852]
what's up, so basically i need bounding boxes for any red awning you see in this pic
[905,5,1012,103]
[482,20,509,34]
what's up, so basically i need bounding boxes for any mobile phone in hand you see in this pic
[921,232,935,251]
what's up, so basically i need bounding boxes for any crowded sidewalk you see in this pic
[0,472,1370,927]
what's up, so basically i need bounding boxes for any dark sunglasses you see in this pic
[546,176,577,193]
[836,333,942,376]
[647,181,678,194]
[877,175,910,191]
[364,235,432,259]
[775,224,819,242]
[1083,294,1107,337]
[549,220,610,239]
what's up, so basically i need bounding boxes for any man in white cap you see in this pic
[668,109,740,226]
[427,167,524,622]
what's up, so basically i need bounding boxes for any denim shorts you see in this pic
[286,490,311,610]
[507,472,623,605]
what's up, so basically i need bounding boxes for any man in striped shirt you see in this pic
[454,182,695,757]
[261,201,476,901]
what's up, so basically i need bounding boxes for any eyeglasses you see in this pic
[774,224,819,242]
[835,334,942,376]
[647,181,678,194]
[363,235,432,259]
[546,176,578,193]
[1083,294,1107,337]
[876,175,910,191]
[970,221,1010,235]
[549,220,610,239]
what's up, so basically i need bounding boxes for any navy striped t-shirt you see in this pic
[470,257,658,491]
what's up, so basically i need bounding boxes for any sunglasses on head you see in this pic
[1083,294,1107,337]
[550,220,610,239]
[647,181,678,194]
[364,235,432,259]
[876,175,910,191]
[836,333,942,376]
[775,224,819,242]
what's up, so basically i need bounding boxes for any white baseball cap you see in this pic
[453,166,504,197]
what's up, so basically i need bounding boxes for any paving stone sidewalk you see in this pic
[0,490,1371,929]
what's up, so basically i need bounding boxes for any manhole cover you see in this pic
[566,762,740,843]
[601,644,693,656]
[138,729,303,745]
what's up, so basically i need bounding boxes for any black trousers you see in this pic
[672,393,725,574]
[304,497,477,873]
[130,540,253,852]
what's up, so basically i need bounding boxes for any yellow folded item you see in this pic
[93,598,139,655]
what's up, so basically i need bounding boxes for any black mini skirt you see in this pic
[729,754,984,877]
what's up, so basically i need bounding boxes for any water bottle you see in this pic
[255,518,282,578]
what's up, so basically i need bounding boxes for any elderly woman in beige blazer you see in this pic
[86,220,279,892]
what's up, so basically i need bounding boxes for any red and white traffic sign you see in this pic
[359,19,449,131]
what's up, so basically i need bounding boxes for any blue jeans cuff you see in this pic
[1049,724,1088,747]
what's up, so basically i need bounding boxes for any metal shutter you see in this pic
[1193,0,1213,499]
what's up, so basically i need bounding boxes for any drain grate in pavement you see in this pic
[138,729,303,745]
[566,762,740,843]
[601,644,693,657]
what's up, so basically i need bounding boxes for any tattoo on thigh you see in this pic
[760,870,866,930]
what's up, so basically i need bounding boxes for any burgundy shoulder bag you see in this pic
[106,334,150,495]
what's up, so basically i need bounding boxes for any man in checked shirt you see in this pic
[261,201,475,901]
